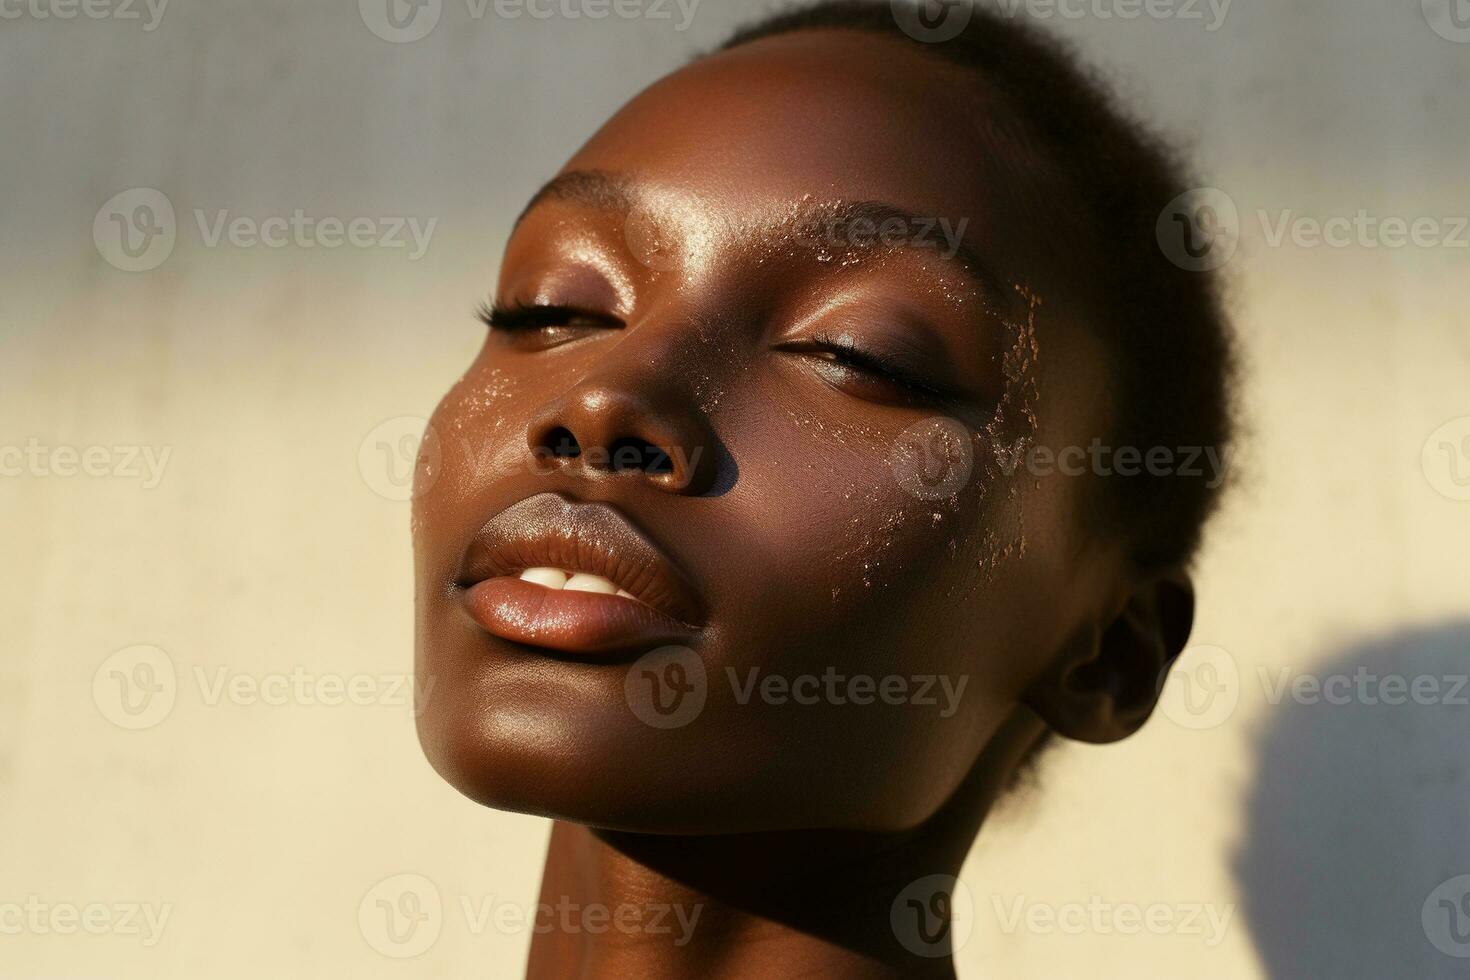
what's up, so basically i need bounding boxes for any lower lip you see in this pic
[461,577,695,657]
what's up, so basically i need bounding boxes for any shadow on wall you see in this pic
[1234,619,1470,979]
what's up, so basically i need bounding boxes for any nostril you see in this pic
[608,437,674,475]
[539,426,582,459]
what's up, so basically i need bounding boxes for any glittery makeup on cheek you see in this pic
[831,279,1042,605]
[969,282,1043,587]
[441,366,518,437]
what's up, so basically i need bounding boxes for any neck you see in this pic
[524,710,1045,980]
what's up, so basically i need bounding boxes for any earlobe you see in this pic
[1023,571,1195,744]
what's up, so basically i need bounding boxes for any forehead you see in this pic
[560,29,1049,264]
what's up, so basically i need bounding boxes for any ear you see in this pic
[1023,569,1195,744]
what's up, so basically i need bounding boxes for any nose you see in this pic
[526,378,719,496]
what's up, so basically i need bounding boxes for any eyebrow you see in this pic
[514,169,1009,308]
[515,169,633,228]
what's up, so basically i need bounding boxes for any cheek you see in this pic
[693,404,1071,826]
[409,354,536,623]
[432,350,528,477]
[716,400,1035,682]
[413,351,530,526]
[730,401,1015,589]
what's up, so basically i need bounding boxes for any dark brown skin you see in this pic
[413,29,1194,979]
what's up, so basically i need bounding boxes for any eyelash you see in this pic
[475,300,621,332]
[804,331,948,399]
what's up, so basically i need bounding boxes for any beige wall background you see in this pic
[2,0,1467,976]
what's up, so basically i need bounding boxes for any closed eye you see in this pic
[476,300,622,350]
[476,301,621,332]
[777,332,957,403]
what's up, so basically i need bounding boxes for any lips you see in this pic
[455,492,703,657]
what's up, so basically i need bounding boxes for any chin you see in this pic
[413,665,972,837]
[413,676,748,833]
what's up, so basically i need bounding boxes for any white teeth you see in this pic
[564,573,619,595]
[519,567,568,589]
[518,568,637,601]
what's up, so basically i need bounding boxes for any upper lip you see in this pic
[455,492,704,625]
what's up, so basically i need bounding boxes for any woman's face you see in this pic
[413,30,1123,833]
